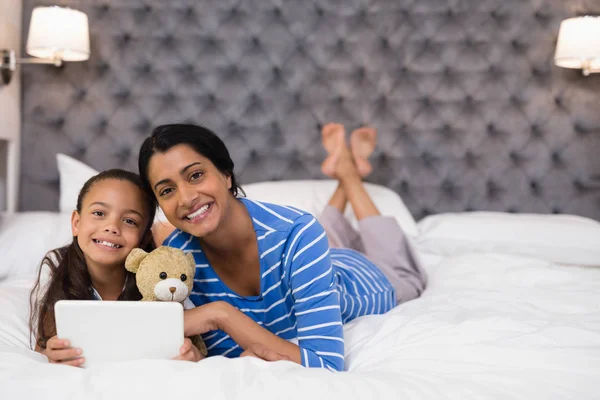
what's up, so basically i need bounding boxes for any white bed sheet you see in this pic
[1,250,599,400]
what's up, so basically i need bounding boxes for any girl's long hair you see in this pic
[29,169,156,350]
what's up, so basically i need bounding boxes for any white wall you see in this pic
[0,0,22,212]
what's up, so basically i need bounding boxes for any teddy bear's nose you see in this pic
[169,287,176,293]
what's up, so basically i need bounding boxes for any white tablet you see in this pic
[55,300,184,368]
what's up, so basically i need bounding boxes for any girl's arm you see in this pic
[31,249,85,366]
[35,343,45,354]
[151,221,177,247]
[185,215,344,370]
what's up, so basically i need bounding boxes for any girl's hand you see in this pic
[173,338,205,362]
[45,336,84,367]
[241,343,291,362]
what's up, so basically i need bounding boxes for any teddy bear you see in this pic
[125,246,208,357]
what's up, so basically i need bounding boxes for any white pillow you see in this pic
[57,153,99,213]
[56,154,169,223]
[0,278,38,349]
[0,212,72,280]
[242,180,419,237]
[415,212,600,266]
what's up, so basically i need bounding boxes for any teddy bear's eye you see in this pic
[180,274,187,282]
[159,272,167,280]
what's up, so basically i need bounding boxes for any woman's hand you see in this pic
[184,301,229,337]
[44,336,84,367]
[241,343,291,362]
[173,338,205,362]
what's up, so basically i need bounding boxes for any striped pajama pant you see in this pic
[319,206,428,304]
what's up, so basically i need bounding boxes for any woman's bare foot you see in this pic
[334,144,362,183]
[350,127,377,177]
[321,123,346,178]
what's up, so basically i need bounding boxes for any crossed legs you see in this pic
[320,123,379,221]
[319,122,428,303]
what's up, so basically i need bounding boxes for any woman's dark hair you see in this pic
[29,169,156,350]
[138,124,244,198]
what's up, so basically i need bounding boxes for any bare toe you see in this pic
[321,123,347,177]
[350,127,377,177]
[322,123,346,153]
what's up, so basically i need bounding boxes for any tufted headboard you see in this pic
[20,0,600,220]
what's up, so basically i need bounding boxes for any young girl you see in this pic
[138,123,427,372]
[29,169,201,366]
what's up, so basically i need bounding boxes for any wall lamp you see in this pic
[1,6,90,85]
[554,16,600,76]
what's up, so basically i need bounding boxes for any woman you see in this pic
[138,123,426,371]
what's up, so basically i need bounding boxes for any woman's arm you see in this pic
[185,215,344,370]
[284,216,344,371]
[185,302,302,364]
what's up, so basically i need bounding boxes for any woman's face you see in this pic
[147,144,233,238]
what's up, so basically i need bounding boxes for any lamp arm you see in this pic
[2,49,63,69]
[17,57,63,67]
[1,49,64,85]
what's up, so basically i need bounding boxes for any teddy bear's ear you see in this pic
[125,248,149,273]
[185,252,196,276]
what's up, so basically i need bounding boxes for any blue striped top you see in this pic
[165,198,396,371]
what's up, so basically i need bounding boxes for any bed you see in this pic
[1,171,600,399]
[6,0,600,396]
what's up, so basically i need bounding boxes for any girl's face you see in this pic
[147,144,233,238]
[71,179,150,270]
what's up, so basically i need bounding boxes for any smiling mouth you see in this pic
[185,203,212,220]
[92,239,122,249]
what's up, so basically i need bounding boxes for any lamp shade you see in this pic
[554,16,600,70]
[26,6,90,62]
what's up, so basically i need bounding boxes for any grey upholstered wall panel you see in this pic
[21,0,600,220]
